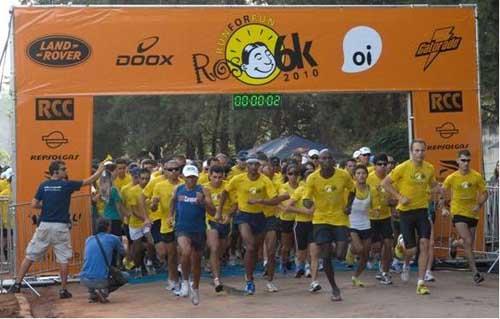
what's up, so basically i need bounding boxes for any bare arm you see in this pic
[203,188,216,216]
[82,162,105,186]
[382,175,409,205]
[31,198,42,209]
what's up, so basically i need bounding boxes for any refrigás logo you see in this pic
[342,26,382,73]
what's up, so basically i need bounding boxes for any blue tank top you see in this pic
[174,184,206,233]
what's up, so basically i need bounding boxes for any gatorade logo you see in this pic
[27,35,91,67]
[342,26,382,73]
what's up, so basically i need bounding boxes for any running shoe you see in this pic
[244,281,255,295]
[379,272,393,285]
[318,259,324,272]
[295,268,305,278]
[449,240,457,259]
[305,268,312,278]
[179,281,189,297]
[352,276,365,287]
[165,279,177,291]
[59,288,73,299]
[309,281,322,293]
[390,260,402,273]
[375,271,383,280]
[401,264,410,282]
[266,281,279,292]
[190,288,200,305]
[214,277,223,293]
[473,272,485,285]
[424,270,435,282]
[416,283,430,295]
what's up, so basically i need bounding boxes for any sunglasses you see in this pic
[310,156,319,160]
[460,159,471,163]
[287,172,300,176]
[166,167,180,172]
[376,162,387,166]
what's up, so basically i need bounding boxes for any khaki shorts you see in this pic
[25,222,72,264]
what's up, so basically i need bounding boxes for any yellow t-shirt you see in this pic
[279,182,300,221]
[126,185,146,228]
[443,169,486,220]
[225,173,277,214]
[304,169,354,226]
[389,160,436,212]
[198,172,209,185]
[0,187,12,228]
[120,182,136,225]
[263,178,281,218]
[273,173,284,185]
[204,181,233,223]
[227,165,246,181]
[114,174,132,192]
[0,179,9,193]
[143,175,166,221]
[292,185,312,222]
[153,179,183,234]
[366,172,392,220]
[152,170,162,179]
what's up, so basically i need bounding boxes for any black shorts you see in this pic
[279,219,295,234]
[207,221,230,239]
[122,223,132,242]
[160,231,175,244]
[294,221,313,250]
[265,216,280,232]
[110,220,123,237]
[391,216,400,234]
[350,228,372,241]
[150,219,163,244]
[399,209,431,249]
[234,211,266,235]
[370,217,394,241]
[176,231,206,251]
[452,215,478,228]
[313,224,349,245]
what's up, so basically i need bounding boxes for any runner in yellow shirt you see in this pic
[382,139,439,295]
[114,158,132,192]
[442,149,488,284]
[220,155,280,295]
[367,153,395,285]
[303,149,355,301]
[227,151,248,180]
[277,164,301,276]
[151,159,183,293]
[205,165,235,292]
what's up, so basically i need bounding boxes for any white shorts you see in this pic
[129,225,150,241]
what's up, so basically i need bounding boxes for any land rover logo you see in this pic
[27,35,92,67]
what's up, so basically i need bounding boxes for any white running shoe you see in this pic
[165,279,177,291]
[309,281,322,293]
[401,264,410,282]
[190,288,200,305]
[424,270,435,282]
[266,281,279,292]
[179,281,189,297]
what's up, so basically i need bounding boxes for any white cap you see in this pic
[182,165,199,177]
[308,149,320,157]
[319,148,330,154]
[359,146,372,155]
[301,156,308,165]
[0,168,12,179]
[353,150,361,159]
[103,161,114,166]
[202,160,208,168]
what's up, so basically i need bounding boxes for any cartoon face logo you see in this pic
[461,181,472,189]
[225,24,281,85]
[249,187,258,195]
[324,185,335,193]
[413,172,426,181]
[342,26,382,73]
[211,193,219,201]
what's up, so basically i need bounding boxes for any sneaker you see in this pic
[59,288,73,299]
[165,279,177,291]
[390,261,402,273]
[309,281,322,293]
[352,276,365,287]
[266,281,279,292]
[7,283,20,294]
[190,288,200,305]
[179,281,189,297]
[379,272,393,285]
[424,270,435,282]
[318,259,324,272]
[244,281,255,295]
[305,268,312,278]
[214,278,223,293]
[375,271,383,280]
[473,272,485,285]
[449,241,457,259]
[401,264,410,282]
[295,268,305,278]
[416,283,430,295]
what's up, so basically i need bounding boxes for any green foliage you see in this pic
[368,123,409,163]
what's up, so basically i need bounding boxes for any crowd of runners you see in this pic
[6,139,490,305]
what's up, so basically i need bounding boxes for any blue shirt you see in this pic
[80,232,124,280]
[103,187,122,221]
[174,184,206,233]
[34,179,83,223]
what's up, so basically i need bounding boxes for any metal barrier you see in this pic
[9,194,92,278]
[433,186,499,267]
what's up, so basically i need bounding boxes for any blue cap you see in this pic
[129,167,141,177]
[237,151,249,161]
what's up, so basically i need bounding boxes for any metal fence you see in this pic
[3,194,92,278]
[0,196,14,275]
